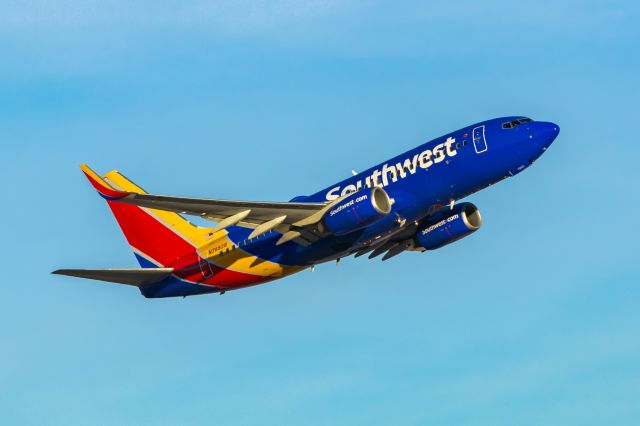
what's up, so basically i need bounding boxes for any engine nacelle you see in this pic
[416,203,482,250]
[323,187,392,235]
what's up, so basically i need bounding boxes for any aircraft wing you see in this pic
[81,165,330,245]
[351,220,421,261]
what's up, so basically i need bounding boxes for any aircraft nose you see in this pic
[533,121,560,148]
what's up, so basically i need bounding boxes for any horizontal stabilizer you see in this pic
[52,268,173,287]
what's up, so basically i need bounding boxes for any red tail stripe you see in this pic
[107,202,197,266]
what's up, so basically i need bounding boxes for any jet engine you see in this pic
[415,203,482,250]
[323,187,392,235]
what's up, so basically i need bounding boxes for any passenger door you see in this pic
[472,125,488,154]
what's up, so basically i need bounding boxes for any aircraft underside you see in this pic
[54,117,559,298]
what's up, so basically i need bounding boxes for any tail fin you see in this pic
[80,165,214,268]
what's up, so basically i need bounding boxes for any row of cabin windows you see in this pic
[502,118,532,129]
[217,229,276,254]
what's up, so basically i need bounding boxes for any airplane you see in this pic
[53,116,560,298]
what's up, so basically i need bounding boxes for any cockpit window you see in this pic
[502,118,532,129]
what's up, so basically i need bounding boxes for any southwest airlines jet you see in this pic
[54,117,559,298]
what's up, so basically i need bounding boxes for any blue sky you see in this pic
[1,1,639,424]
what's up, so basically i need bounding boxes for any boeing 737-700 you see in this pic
[54,117,560,298]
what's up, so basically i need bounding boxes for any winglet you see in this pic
[80,164,129,200]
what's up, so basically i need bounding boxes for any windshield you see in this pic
[502,118,532,129]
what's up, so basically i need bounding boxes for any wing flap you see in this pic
[52,268,174,287]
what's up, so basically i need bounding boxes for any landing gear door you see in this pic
[472,125,488,154]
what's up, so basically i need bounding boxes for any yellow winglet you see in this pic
[80,164,128,199]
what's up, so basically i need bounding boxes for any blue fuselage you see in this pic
[227,116,559,266]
